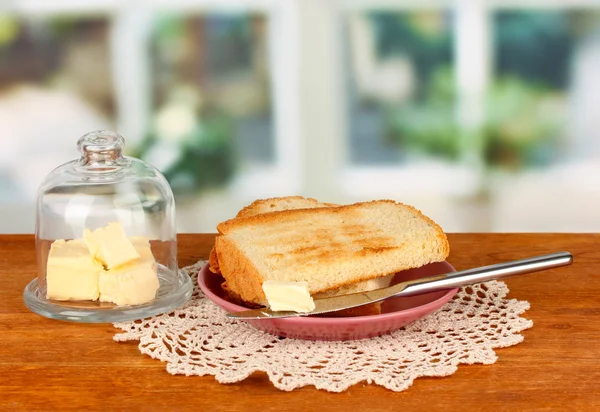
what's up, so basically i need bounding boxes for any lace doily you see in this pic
[113,261,533,393]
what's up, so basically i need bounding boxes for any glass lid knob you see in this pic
[77,130,127,167]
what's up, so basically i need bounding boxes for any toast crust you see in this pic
[208,246,221,273]
[215,235,268,306]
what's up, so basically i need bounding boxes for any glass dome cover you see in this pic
[23,130,192,322]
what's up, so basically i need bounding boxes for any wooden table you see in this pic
[1,233,599,411]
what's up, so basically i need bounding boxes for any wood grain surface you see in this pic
[1,233,599,411]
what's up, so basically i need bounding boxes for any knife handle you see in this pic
[397,251,573,297]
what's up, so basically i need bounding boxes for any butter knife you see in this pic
[226,251,573,320]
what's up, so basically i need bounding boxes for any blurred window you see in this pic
[135,13,273,196]
[0,7,277,233]
[346,11,456,165]
[487,10,600,169]
[0,15,114,233]
[2,2,600,234]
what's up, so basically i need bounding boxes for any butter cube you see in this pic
[82,229,100,260]
[262,280,315,312]
[99,259,160,306]
[83,222,140,269]
[129,236,154,261]
[46,239,102,301]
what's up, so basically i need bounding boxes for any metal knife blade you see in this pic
[225,279,421,320]
[225,251,572,320]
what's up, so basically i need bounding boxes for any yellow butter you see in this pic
[46,239,102,301]
[99,259,160,306]
[83,222,140,269]
[46,224,159,305]
[129,236,154,261]
[82,229,100,261]
[262,280,315,312]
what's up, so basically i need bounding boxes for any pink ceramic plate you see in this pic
[198,262,458,341]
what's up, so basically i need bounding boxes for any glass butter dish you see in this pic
[23,130,193,323]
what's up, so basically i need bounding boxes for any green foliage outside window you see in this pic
[130,102,236,196]
[385,66,565,169]
[371,11,588,170]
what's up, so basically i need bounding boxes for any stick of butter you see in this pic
[262,280,315,312]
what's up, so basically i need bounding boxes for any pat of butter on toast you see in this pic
[262,280,316,312]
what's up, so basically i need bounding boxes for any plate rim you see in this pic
[198,262,459,324]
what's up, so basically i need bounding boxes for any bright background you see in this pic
[1,0,600,233]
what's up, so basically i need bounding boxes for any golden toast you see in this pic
[209,196,335,273]
[214,200,449,308]
[209,196,396,316]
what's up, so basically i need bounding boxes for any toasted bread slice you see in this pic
[215,200,449,307]
[209,196,394,316]
[236,196,337,219]
[209,196,336,273]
